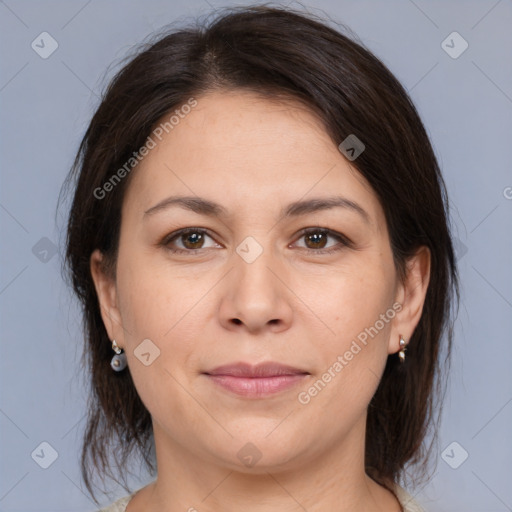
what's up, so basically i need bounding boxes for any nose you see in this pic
[218,245,294,334]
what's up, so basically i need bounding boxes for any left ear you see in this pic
[388,245,431,354]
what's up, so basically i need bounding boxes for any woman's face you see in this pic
[91,90,427,472]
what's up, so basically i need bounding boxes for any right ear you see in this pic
[90,249,125,347]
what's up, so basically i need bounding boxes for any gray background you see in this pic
[1,0,511,511]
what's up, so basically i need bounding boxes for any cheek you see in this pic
[298,255,394,342]
[116,255,198,338]
[115,265,201,420]
[293,256,395,417]
[115,257,210,380]
[295,275,393,435]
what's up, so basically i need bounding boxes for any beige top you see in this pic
[99,483,425,511]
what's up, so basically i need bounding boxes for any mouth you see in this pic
[202,362,310,398]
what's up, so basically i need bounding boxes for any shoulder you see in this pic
[98,493,136,512]
[394,484,427,512]
[98,480,156,511]
[98,483,425,512]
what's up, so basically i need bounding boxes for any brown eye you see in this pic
[163,228,220,253]
[294,228,351,254]
[180,230,205,249]
[304,230,328,249]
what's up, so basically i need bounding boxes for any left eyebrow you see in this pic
[143,195,371,226]
[282,196,372,226]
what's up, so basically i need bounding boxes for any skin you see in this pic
[91,90,430,512]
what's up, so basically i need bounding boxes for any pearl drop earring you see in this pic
[110,339,127,371]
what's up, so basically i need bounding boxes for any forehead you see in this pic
[122,90,384,230]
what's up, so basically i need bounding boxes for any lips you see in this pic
[204,362,310,378]
[203,362,310,398]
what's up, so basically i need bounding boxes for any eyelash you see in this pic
[160,227,353,255]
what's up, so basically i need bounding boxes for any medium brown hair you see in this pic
[60,3,460,504]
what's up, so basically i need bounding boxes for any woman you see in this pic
[61,5,459,511]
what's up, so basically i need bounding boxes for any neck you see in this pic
[130,417,401,512]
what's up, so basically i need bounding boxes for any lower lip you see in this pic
[204,374,308,398]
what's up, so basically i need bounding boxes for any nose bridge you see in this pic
[233,234,279,299]
[218,233,293,332]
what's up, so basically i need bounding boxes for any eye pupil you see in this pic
[183,231,204,249]
[306,231,327,249]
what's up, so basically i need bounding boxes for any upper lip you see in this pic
[204,362,310,378]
